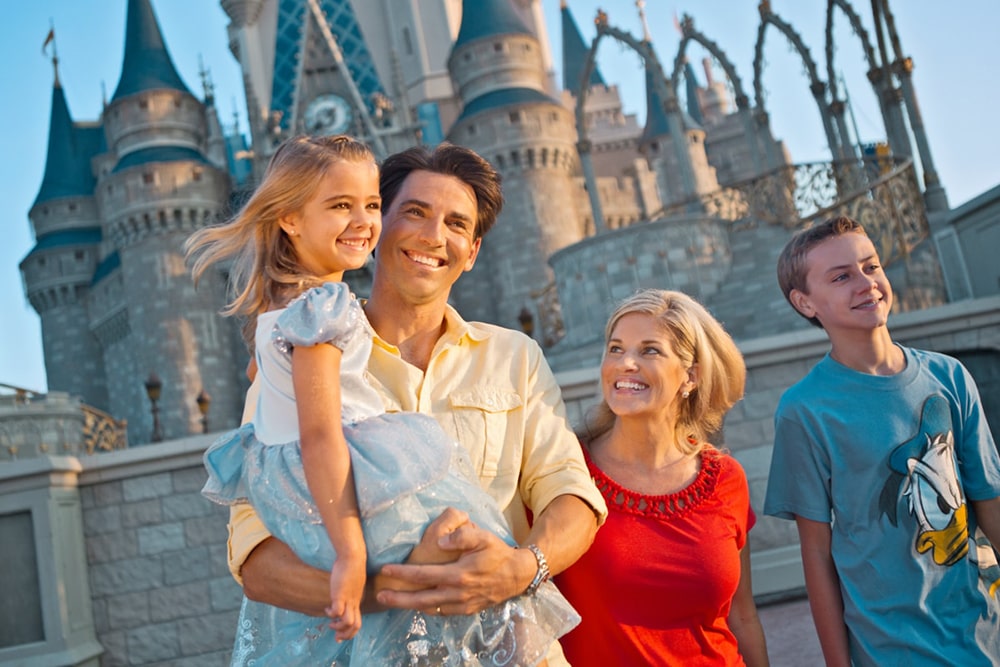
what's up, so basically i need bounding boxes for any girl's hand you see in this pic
[326,553,366,641]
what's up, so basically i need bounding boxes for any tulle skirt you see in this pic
[203,413,579,666]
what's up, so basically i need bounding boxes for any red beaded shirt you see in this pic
[557,446,755,666]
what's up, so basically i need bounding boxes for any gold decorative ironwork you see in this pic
[655,157,928,268]
[82,405,128,454]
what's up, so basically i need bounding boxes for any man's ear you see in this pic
[463,237,482,272]
[789,288,815,319]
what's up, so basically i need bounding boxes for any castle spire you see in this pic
[33,78,101,208]
[684,59,705,125]
[454,0,532,49]
[111,0,191,102]
[561,1,605,92]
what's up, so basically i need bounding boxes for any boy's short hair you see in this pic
[776,216,867,327]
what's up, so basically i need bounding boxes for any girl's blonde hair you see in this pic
[578,289,746,455]
[185,135,375,344]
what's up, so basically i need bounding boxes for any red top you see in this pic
[557,447,755,666]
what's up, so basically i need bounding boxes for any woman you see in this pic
[557,289,769,666]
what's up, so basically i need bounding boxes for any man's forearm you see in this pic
[525,494,599,576]
[241,537,331,616]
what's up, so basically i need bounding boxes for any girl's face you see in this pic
[279,159,382,283]
[600,312,695,421]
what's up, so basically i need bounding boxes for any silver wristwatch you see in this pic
[521,544,550,595]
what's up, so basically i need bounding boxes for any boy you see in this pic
[764,216,1000,666]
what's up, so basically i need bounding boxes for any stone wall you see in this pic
[77,436,239,666]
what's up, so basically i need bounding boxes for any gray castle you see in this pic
[3,0,999,664]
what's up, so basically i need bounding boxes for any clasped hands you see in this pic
[373,507,528,618]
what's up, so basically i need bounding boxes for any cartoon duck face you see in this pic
[904,431,969,566]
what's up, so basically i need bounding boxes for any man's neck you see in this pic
[828,328,905,376]
[364,290,449,372]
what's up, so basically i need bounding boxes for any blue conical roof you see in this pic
[684,60,704,125]
[561,2,604,92]
[33,80,104,208]
[642,64,672,142]
[641,57,700,144]
[454,0,532,49]
[111,0,191,101]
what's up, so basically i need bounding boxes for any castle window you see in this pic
[193,168,203,182]
[143,172,155,185]
[402,27,413,55]
[464,52,471,62]
[41,207,49,215]
[75,251,85,261]
[138,98,149,110]
[467,124,476,136]
[494,43,503,52]
[509,112,520,124]
[174,95,182,108]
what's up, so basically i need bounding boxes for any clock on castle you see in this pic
[304,93,353,135]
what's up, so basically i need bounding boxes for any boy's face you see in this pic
[790,231,893,334]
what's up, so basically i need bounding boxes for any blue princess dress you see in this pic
[202,283,579,666]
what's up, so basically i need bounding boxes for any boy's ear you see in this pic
[789,288,816,319]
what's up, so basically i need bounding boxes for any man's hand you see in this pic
[376,515,535,616]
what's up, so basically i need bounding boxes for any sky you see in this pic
[3,0,999,393]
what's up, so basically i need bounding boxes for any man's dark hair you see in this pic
[380,143,504,239]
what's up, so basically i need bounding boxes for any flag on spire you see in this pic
[42,28,55,55]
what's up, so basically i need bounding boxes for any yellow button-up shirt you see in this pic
[227,304,607,579]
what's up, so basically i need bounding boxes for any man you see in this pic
[229,143,606,664]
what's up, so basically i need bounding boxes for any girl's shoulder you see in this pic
[273,282,363,351]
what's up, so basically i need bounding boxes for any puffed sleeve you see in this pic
[272,282,361,353]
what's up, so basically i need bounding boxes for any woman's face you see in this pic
[600,312,694,420]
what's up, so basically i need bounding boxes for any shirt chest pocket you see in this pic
[448,388,523,478]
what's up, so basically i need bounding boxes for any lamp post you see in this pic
[144,372,163,443]
[196,389,211,434]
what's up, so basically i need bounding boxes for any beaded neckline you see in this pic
[583,446,722,521]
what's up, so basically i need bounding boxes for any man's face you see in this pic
[790,232,893,334]
[374,170,482,306]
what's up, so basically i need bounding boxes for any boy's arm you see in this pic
[971,497,1000,550]
[728,546,770,667]
[796,516,851,667]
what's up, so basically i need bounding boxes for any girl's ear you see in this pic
[278,213,299,238]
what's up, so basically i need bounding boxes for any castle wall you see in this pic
[549,215,733,353]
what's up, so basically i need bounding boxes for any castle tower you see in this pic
[446,0,586,332]
[93,0,243,442]
[639,55,718,210]
[21,66,109,407]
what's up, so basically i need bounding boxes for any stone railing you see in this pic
[0,386,128,461]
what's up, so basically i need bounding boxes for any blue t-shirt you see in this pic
[764,345,1000,666]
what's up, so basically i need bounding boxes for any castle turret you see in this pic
[92,0,243,443]
[639,51,718,209]
[446,0,586,334]
[561,1,605,92]
[21,70,109,407]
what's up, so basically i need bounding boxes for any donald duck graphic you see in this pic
[879,395,1000,595]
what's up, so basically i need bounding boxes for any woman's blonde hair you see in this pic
[185,135,375,344]
[578,289,746,454]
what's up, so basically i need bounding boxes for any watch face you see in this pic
[304,94,353,135]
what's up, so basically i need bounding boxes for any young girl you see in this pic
[186,135,576,666]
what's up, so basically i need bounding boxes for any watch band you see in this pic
[521,543,550,595]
